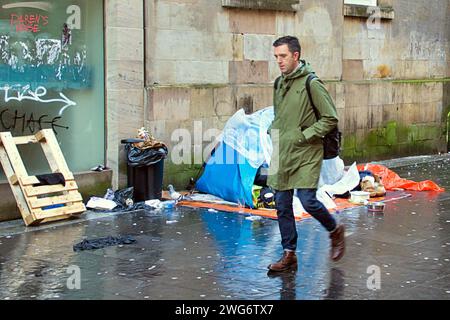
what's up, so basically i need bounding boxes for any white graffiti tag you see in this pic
[0,84,76,115]
[2,2,53,11]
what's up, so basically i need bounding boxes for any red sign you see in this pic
[10,14,49,33]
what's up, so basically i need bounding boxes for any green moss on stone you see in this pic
[342,122,442,163]
[79,181,112,202]
[385,121,397,146]
[163,161,202,190]
[447,110,450,149]
[392,78,450,84]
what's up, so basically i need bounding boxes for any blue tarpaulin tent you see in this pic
[194,107,348,211]
[195,141,258,208]
[195,107,274,208]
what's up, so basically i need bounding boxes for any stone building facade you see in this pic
[110,0,448,189]
[0,0,449,220]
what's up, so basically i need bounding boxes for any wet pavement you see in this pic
[0,155,449,300]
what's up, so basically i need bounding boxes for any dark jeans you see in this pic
[275,189,337,251]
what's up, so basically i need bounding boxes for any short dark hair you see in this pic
[273,36,301,56]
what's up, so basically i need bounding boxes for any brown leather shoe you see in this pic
[330,224,345,262]
[268,251,297,272]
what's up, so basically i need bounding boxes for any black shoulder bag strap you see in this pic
[305,73,341,159]
[305,73,321,120]
[274,76,281,90]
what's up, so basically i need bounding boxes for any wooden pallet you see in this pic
[0,129,86,226]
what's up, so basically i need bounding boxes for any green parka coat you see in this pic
[267,60,338,191]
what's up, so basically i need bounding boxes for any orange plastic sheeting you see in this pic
[178,195,383,221]
[357,163,445,192]
[178,201,309,221]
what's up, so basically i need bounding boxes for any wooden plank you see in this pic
[24,180,78,197]
[35,130,46,142]
[10,174,18,185]
[65,189,83,208]
[1,130,82,226]
[37,129,71,175]
[34,202,86,220]
[13,136,39,145]
[0,132,29,177]
[0,145,36,225]
[20,174,74,186]
[41,214,76,224]
[29,193,83,209]
[24,214,40,226]
[20,176,41,186]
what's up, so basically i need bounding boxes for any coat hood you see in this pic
[284,60,314,80]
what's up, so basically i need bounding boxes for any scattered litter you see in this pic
[208,209,219,213]
[91,165,108,172]
[163,200,176,209]
[104,188,115,200]
[86,197,117,210]
[148,266,156,271]
[166,220,178,225]
[145,199,164,210]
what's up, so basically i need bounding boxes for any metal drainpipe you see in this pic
[447,111,450,152]
[103,0,108,168]
[143,0,148,129]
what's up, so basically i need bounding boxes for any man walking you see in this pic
[267,36,345,272]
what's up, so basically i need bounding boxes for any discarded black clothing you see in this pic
[73,236,136,252]
[34,173,66,187]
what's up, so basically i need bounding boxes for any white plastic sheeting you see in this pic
[318,162,360,197]
[293,163,361,215]
[319,156,345,187]
[222,107,274,168]
[221,106,361,214]
[222,106,347,186]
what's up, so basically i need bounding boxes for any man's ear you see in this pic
[294,51,300,61]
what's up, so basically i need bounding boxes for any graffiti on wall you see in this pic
[10,13,49,33]
[0,35,90,89]
[0,108,68,135]
[0,84,76,115]
[0,84,74,134]
[0,3,89,89]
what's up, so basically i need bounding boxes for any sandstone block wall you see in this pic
[104,0,449,189]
